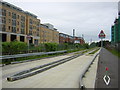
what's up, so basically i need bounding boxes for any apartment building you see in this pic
[40,23,59,44]
[111,17,120,44]
[1,1,40,45]
[1,1,27,42]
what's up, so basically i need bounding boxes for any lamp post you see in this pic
[73,29,75,49]
[27,35,31,53]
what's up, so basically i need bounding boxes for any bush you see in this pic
[44,43,58,52]
[82,43,89,49]
[2,41,27,55]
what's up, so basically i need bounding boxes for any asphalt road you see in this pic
[95,48,118,89]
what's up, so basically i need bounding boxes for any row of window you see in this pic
[2,25,25,34]
[1,9,25,21]
[29,31,39,36]
[2,16,25,26]
[29,19,39,26]
[29,25,39,30]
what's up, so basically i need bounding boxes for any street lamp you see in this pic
[73,29,75,49]
[27,35,31,53]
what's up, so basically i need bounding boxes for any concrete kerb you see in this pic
[79,52,100,89]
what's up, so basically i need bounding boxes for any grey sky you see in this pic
[4,0,119,43]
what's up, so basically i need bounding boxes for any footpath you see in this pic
[95,48,118,89]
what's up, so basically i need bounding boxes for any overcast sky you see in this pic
[4,0,119,43]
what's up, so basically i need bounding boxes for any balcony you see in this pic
[12,29,16,33]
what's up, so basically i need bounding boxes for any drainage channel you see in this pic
[7,53,83,81]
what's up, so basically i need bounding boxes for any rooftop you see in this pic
[1,1,37,18]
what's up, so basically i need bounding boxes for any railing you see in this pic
[1,50,67,60]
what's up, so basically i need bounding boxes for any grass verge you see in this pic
[107,48,120,58]
[89,48,100,54]
[2,47,98,65]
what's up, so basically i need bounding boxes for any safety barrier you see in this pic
[1,50,67,60]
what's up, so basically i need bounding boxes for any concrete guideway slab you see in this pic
[3,54,98,88]
[2,55,71,80]
[82,55,99,88]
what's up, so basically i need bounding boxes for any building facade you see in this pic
[59,33,73,44]
[40,24,59,44]
[74,37,85,44]
[111,17,120,44]
[59,33,85,44]
[1,1,40,45]
[1,1,27,43]
[1,1,85,46]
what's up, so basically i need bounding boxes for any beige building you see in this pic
[40,24,59,44]
[1,1,59,45]
[1,1,40,45]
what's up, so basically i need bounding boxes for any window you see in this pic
[21,22,25,28]
[21,16,25,21]
[17,28,19,32]
[12,20,16,26]
[21,28,25,34]
[12,27,16,33]
[29,31,32,35]
[9,19,11,23]
[12,12,16,19]
[37,32,39,36]
[17,15,19,19]
[2,17,6,24]
[37,28,39,31]
[17,21,19,25]
[8,12,11,16]
[2,9,6,16]
[29,19,32,24]
[29,25,32,30]
[2,25,6,31]
[37,22,39,26]
[8,26,10,30]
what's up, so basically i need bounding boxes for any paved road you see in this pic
[2,54,98,88]
[95,48,118,89]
